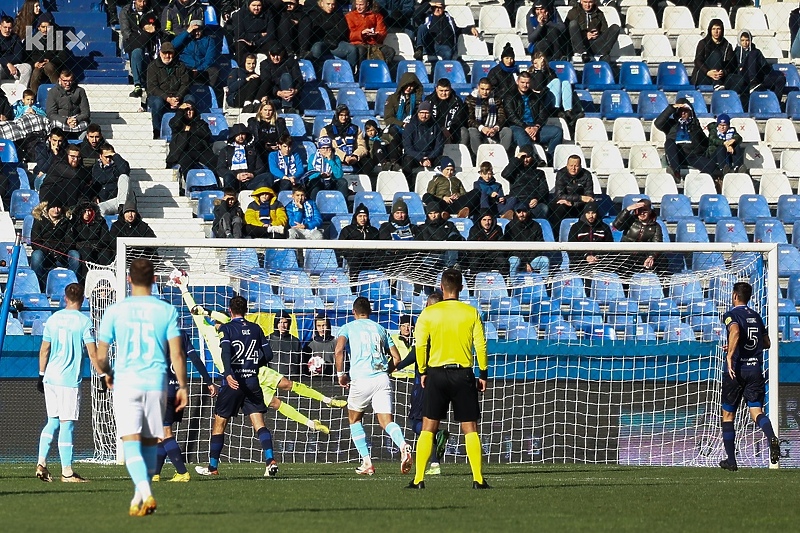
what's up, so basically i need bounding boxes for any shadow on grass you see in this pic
[0,488,125,496]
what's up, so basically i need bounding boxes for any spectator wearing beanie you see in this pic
[487,42,520,103]
[566,201,613,273]
[424,156,481,218]
[339,202,380,280]
[402,100,444,189]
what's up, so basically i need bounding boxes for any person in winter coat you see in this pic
[305,313,336,376]
[530,51,577,122]
[285,185,324,240]
[40,144,94,210]
[379,198,420,240]
[0,14,31,87]
[306,136,348,200]
[473,160,522,216]
[502,145,549,219]
[229,0,275,64]
[301,0,359,70]
[466,210,507,275]
[30,197,80,292]
[654,97,716,182]
[275,0,305,56]
[146,41,191,138]
[506,71,562,165]
[120,0,159,97]
[212,187,245,238]
[424,78,467,144]
[71,201,114,276]
[548,154,594,240]
[270,311,304,379]
[339,202,380,278]
[227,53,262,110]
[487,43,520,104]
[691,18,743,91]
[92,143,132,216]
[732,30,786,108]
[705,113,744,176]
[526,0,568,59]
[423,156,480,218]
[257,42,304,113]
[612,199,666,276]
[247,100,288,155]
[502,205,551,277]
[402,101,444,187]
[383,71,424,163]
[414,0,478,60]
[463,77,512,155]
[565,0,620,63]
[319,104,368,173]
[417,202,462,269]
[566,201,613,273]
[244,185,289,238]
[172,19,222,106]
[268,133,306,191]
[109,196,158,260]
[217,123,271,192]
[161,0,204,39]
[45,69,90,137]
[166,96,216,178]
[346,0,396,65]
[33,127,66,190]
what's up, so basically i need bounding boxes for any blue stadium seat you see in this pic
[675,217,709,243]
[359,60,394,90]
[251,292,285,312]
[185,169,219,198]
[779,244,800,276]
[754,218,788,244]
[657,62,691,91]
[312,112,336,138]
[187,84,219,113]
[280,271,314,302]
[574,89,599,118]
[558,218,578,242]
[12,267,41,296]
[188,286,235,312]
[36,84,54,107]
[551,275,585,301]
[628,272,663,302]
[298,59,316,83]
[787,276,800,305]
[10,189,38,220]
[600,90,637,119]
[589,274,625,304]
[18,293,51,328]
[692,251,726,271]
[433,61,469,89]
[663,324,696,342]
[675,89,711,117]
[659,194,693,222]
[711,90,746,118]
[304,248,340,274]
[506,324,540,340]
[698,194,732,223]
[335,87,371,114]
[204,4,219,25]
[393,192,423,220]
[0,242,29,273]
[487,296,522,315]
[239,278,274,300]
[265,249,299,271]
[787,91,800,120]
[637,90,669,120]
[474,272,508,303]
[533,218,554,242]
[529,299,561,325]
[353,191,385,216]
[299,83,333,117]
[357,270,391,302]
[104,215,117,229]
[544,318,578,341]
[5,317,24,335]
[737,194,770,223]
[579,61,621,90]
[714,217,748,243]
[317,270,353,303]
[550,61,579,85]
[749,91,785,119]
[0,138,18,163]
[773,63,800,93]
[511,273,547,305]
[202,113,229,141]
[227,248,260,274]
[451,217,473,239]
[316,191,348,220]
[620,62,654,91]
[471,60,498,87]
[160,112,176,141]
[777,195,800,224]
[283,113,307,138]
[328,214,350,239]
[321,59,358,89]
[373,87,394,116]
[196,190,224,221]
[396,60,430,86]
[669,274,704,304]
[687,299,717,316]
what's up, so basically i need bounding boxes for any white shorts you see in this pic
[348,373,393,414]
[44,384,81,421]
[113,386,166,440]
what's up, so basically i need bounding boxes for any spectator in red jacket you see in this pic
[345,0,396,66]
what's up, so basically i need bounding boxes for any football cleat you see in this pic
[434,429,450,460]
[264,460,279,478]
[770,437,781,464]
[313,420,330,434]
[194,465,219,476]
[168,472,191,482]
[425,463,441,476]
[472,480,491,489]
[718,459,738,472]
[129,503,141,516]
[151,474,160,482]
[328,398,348,408]
[355,461,375,476]
[400,444,413,475]
[406,480,425,489]
[136,496,157,516]
[61,472,88,483]
[35,464,53,482]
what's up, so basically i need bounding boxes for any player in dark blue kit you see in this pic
[153,330,218,482]
[719,282,781,471]
[195,296,279,478]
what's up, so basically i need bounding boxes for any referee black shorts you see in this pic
[423,366,480,423]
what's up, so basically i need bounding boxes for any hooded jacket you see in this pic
[420,10,472,47]
[692,18,737,85]
[285,198,323,230]
[92,152,131,202]
[161,0,204,37]
[384,72,424,130]
[733,30,772,89]
[417,213,462,242]
[45,84,91,124]
[468,211,503,242]
[526,7,566,49]
[706,122,743,158]
[166,106,214,167]
[502,156,549,206]
[244,186,289,230]
[305,314,336,374]
[146,56,191,100]
[339,204,380,240]
[31,201,74,255]
[212,196,245,238]
[269,311,303,378]
[70,201,114,264]
[110,198,157,242]
[473,175,505,199]
[217,123,266,177]
[172,27,220,72]
[654,98,708,156]
[402,114,444,163]
[467,210,506,272]
[565,3,609,34]
[566,209,613,268]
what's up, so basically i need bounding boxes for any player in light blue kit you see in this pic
[96,259,188,517]
[35,283,103,483]
[334,296,413,476]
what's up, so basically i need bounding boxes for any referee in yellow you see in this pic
[407,268,489,489]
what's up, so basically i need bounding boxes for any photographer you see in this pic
[654,98,715,183]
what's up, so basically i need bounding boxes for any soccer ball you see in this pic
[167,268,187,287]
[307,356,325,376]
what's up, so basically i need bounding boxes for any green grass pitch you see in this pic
[1,462,799,531]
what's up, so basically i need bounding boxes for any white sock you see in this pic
[322,396,332,404]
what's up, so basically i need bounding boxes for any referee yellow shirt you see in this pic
[414,299,488,375]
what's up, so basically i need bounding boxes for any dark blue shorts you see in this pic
[163,395,185,426]
[214,381,268,419]
[722,366,766,412]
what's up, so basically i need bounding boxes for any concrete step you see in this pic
[137,206,195,218]
[134,180,181,197]
[130,169,174,182]
[82,85,144,114]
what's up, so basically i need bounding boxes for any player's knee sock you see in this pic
[722,421,737,463]
[413,431,433,484]
[384,422,406,449]
[38,417,60,466]
[141,444,158,478]
[257,427,274,462]
[122,440,152,500]
[350,422,370,459]
[209,434,225,470]
[156,441,167,475]
[162,437,187,475]
[465,432,484,484]
[755,413,776,441]
[277,401,311,427]
[57,421,75,476]
[290,381,326,403]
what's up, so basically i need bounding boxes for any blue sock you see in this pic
[209,434,224,470]
[162,437,187,474]
[350,422,370,458]
[722,421,737,464]
[38,417,60,465]
[122,440,152,499]
[57,421,74,471]
[141,444,158,478]
[257,427,274,462]
[412,420,422,437]
[384,422,406,449]
[756,413,776,441]
[156,441,167,475]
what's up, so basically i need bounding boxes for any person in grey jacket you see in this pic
[270,310,304,379]
[45,70,90,137]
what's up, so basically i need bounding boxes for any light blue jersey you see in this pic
[42,309,95,388]
[337,318,394,380]
[97,295,180,392]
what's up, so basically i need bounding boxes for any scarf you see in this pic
[396,93,417,122]
[276,153,297,176]
[329,123,357,156]
[313,152,332,176]
[259,201,273,225]
[676,116,692,144]
[716,126,737,142]
[473,92,498,128]
[231,144,247,170]
[500,63,519,74]
[295,200,316,222]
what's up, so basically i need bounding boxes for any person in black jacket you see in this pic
[270,311,304,379]
[301,0,358,71]
[612,199,666,277]
[71,201,114,279]
[733,31,786,109]
[502,206,550,277]
[424,78,467,144]
[166,96,216,180]
[229,0,276,64]
[548,154,594,240]
[506,71,562,165]
[0,14,31,87]
[654,97,716,182]
[526,0,568,60]
[79,124,105,169]
[247,100,289,156]
[414,0,478,61]
[30,197,80,292]
[566,201,613,273]
[466,209,507,276]
[401,100,444,188]
[217,123,271,192]
[40,144,94,211]
[502,145,549,219]
[276,0,305,56]
[226,53,262,110]
[417,202,462,269]
[109,196,158,260]
[212,187,245,238]
[120,0,159,98]
[487,43,520,104]
[146,41,191,138]
[339,202,380,280]
[257,42,304,113]
[92,143,132,216]
[32,127,66,191]
[691,18,744,92]
[564,0,620,63]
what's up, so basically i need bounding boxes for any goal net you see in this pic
[88,238,779,468]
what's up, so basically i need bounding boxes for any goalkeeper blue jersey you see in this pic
[42,309,95,388]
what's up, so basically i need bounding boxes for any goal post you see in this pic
[88,237,781,468]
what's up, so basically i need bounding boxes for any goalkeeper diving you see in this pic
[174,273,346,434]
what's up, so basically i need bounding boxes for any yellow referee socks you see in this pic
[413,431,434,484]
[291,381,325,403]
[465,432,484,484]
[277,401,310,427]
